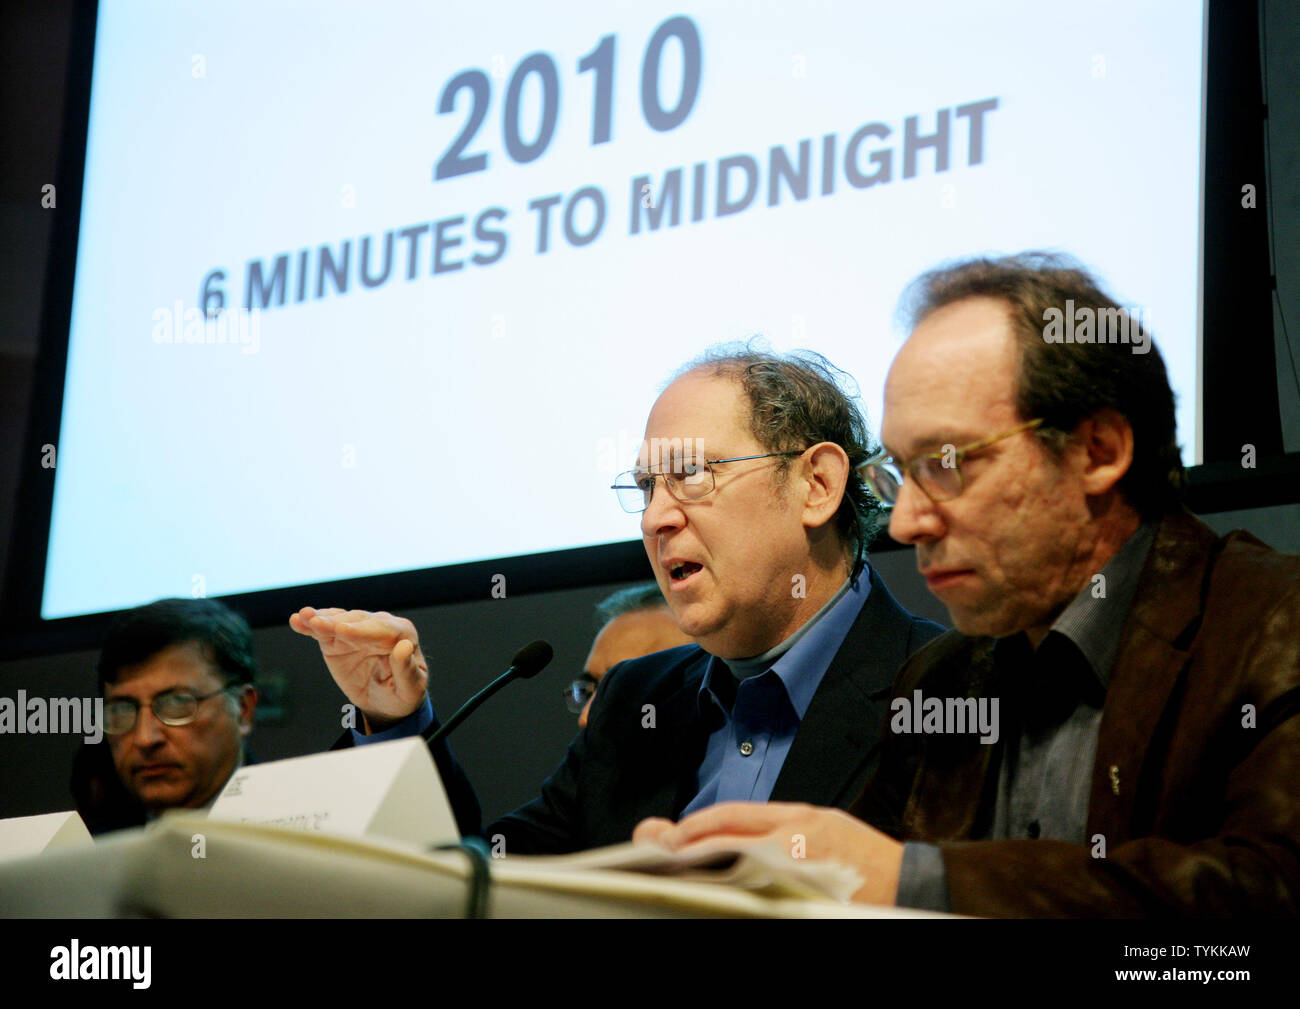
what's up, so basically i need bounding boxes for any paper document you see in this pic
[515,839,863,902]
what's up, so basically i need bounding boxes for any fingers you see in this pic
[288,607,418,651]
[310,608,376,630]
[632,817,676,844]
[391,638,428,696]
[289,606,350,640]
[659,801,808,848]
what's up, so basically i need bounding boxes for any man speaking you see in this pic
[291,348,943,853]
[639,253,1300,917]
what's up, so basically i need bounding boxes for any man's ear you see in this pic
[1074,408,1134,497]
[799,442,850,530]
[235,685,258,736]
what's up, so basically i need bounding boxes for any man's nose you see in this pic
[132,705,168,747]
[578,695,594,728]
[887,478,945,545]
[640,478,685,538]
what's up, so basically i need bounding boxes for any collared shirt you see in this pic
[680,570,872,816]
[897,522,1157,911]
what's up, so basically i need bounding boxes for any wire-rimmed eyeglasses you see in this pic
[104,686,243,734]
[611,451,806,513]
[860,419,1045,507]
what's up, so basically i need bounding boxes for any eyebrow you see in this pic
[635,448,725,470]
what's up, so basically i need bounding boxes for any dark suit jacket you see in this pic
[850,509,1300,917]
[482,566,944,854]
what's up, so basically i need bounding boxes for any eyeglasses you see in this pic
[104,686,241,734]
[860,419,1045,507]
[563,676,597,714]
[611,451,806,514]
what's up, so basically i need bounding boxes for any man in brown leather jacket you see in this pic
[636,252,1300,917]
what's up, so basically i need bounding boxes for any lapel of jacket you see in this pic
[901,636,1004,840]
[770,567,921,808]
[643,651,715,817]
[1085,510,1219,845]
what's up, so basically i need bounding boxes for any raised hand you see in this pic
[289,607,428,730]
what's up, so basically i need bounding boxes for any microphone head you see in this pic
[510,640,554,679]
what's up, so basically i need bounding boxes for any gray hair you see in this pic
[594,583,670,631]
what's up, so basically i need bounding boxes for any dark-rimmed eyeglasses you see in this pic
[860,419,1045,507]
[104,686,242,735]
[611,451,806,514]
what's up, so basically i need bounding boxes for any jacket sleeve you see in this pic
[482,659,634,856]
[482,726,591,856]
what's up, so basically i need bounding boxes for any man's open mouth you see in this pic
[669,561,703,582]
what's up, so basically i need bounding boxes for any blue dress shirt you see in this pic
[681,571,872,816]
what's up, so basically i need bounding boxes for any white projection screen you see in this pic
[38,0,1207,620]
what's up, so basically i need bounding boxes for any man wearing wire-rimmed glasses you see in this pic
[293,346,943,853]
[71,597,258,834]
[638,252,1300,918]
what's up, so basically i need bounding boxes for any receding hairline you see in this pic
[892,295,1021,387]
[644,366,759,455]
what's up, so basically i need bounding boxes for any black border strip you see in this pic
[1202,0,1282,462]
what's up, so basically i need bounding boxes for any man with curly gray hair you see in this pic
[295,345,943,853]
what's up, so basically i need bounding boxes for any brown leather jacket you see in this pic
[850,509,1300,916]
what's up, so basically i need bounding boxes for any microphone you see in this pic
[422,640,554,748]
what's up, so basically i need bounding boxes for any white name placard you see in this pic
[0,811,93,862]
[208,737,459,848]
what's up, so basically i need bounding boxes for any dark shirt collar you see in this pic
[697,568,870,721]
[990,520,1156,729]
[1047,520,1157,689]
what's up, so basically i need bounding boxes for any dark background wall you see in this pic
[2,2,1298,825]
